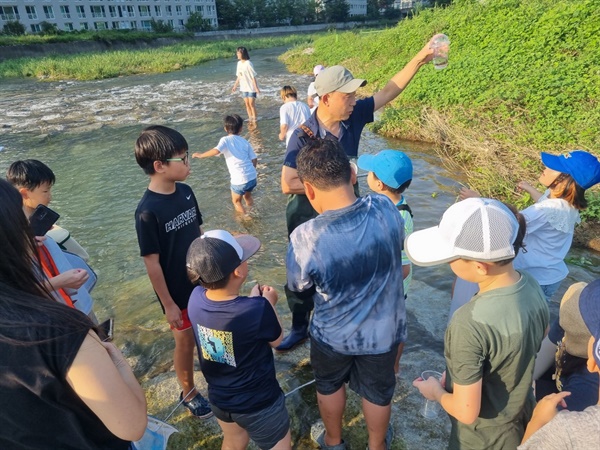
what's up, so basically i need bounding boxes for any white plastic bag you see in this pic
[132,416,178,450]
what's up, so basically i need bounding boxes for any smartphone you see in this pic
[97,318,114,342]
[29,204,60,236]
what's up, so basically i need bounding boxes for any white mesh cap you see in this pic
[405,198,519,266]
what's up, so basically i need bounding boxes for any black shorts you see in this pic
[211,392,289,450]
[310,337,397,406]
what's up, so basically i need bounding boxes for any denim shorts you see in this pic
[211,392,289,450]
[541,281,562,302]
[310,337,397,406]
[231,178,257,195]
[241,91,257,98]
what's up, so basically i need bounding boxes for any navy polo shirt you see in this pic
[283,96,375,169]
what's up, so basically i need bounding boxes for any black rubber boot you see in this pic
[275,312,310,352]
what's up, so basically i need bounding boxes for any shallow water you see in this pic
[1,47,598,449]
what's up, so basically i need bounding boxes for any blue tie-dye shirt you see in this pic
[286,194,406,355]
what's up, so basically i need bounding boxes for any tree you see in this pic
[150,19,174,33]
[323,0,349,23]
[40,21,60,35]
[184,13,212,32]
[2,20,26,36]
[216,0,244,29]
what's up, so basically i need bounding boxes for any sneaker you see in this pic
[180,391,213,419]
[311,420,347,450]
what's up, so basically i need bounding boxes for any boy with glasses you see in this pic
[134,125,212,418]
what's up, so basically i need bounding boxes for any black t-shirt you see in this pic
[0,309,129,449]
[187,287,282,413]
[135,183,203,310]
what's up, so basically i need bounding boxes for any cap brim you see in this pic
[357,154,376,172]
[541,152,567,174]
[336,78,367,94]
[235,235,261,262]
[405,226,459,267]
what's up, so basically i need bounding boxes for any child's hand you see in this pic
[53,269,89,290]
[412,375,445,401]
[250,283,262,297]
[458,187,480,201]
[165,303,183,329]
[530,392,570,426]
[231,85,237,93]
[261,285,278,306]
[34,235,46,246]
[517,181,533,193]
[192,152,202,159]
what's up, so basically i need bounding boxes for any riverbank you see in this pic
[279,0,600,243]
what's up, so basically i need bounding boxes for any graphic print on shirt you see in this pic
[164,206,197,233]
[197,325,236,367]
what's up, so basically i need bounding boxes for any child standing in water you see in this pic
[193,114,258,214]
[232,46,260,121]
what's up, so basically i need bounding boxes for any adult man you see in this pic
[286,139,406,450]
[277,36,434,351]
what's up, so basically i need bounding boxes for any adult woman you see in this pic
[0,179,147,449]
[232,46,260,121]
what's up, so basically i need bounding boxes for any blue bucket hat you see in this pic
[578,279,600,367]
[541,150,600,190]
[358,150,413,189]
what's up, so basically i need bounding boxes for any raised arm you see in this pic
[373,36,435,112]
[67,332,147,441]
[192,149,220,159]
[517,181,544,202]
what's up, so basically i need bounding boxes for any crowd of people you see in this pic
[1,36,600,450]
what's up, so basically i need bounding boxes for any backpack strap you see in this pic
[396,203,414,218]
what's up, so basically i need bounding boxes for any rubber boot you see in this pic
[275,312,310,352]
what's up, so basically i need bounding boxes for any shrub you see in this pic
[3,21,26,36]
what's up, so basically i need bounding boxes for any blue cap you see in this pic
[578,279,600,367]
[541,150,600,190]
[357,150,413,189]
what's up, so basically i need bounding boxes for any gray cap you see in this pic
[186,230,260,284]
[314,65,367,96]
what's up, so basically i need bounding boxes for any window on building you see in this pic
[64,22,74,30]
[167,19,173,27]
[195,6,203,13]
[1,6,20,21]
[154,5,161,16]
[91,5,105,18]
[176,6,182,16]
[26,6,38,20]
[130,21,137,29]
[94,21,108,30]
[60,5,70,18]
[140,19,152,30]
[109,6,117,17]
[138,5,150,17]
[76,5,86,18]
[43,5,54,19]
[112,21,120,29]
[165,5,172,15]
[185,5,192,14]
[80,22,89,30]
[30,23,41,33]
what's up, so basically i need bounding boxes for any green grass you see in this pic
[280,0,600,213]
[0,34,318,81]
[0,30,188,46]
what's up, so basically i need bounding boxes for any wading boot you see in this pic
[275,312,310,352]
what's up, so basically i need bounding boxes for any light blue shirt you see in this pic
[286,195,406,355]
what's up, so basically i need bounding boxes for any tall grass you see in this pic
[0,34,317,81]
[280,0,600,212]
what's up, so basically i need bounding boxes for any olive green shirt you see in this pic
[445,272,549,450]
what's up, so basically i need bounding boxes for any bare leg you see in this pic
[247,97,257,120]
[243,191,254,209]
[363,398,391,450]
[172,328,197,397]
[393,342,405,375]
[271,429,292,450]
[243,97,253,120]
[217,419,250,450]
[231,191,246,214]
[317,385,346,446]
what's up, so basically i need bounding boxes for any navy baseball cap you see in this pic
[578,279,600,367]
[358,150,413,189]
[541,150,600,190]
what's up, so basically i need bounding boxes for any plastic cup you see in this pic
[420,370,443,419]
[430,34,450,70]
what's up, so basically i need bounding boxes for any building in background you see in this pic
[346,0,367,16]
[0,0,218,33]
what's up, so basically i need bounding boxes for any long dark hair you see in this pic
[0,180,93,345]
[237,46,250,60]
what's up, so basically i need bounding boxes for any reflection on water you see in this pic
[1,47,598,448]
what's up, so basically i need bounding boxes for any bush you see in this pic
[150,19,174,34]
[3,21,26,36]
[185,12,213,32]
[40,21,60,36]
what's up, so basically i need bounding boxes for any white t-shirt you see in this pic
[236,60,257,93]
[279,100,311,145]
[307,82,320,111]
[514,190,580,285]
[215,135,257,185]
